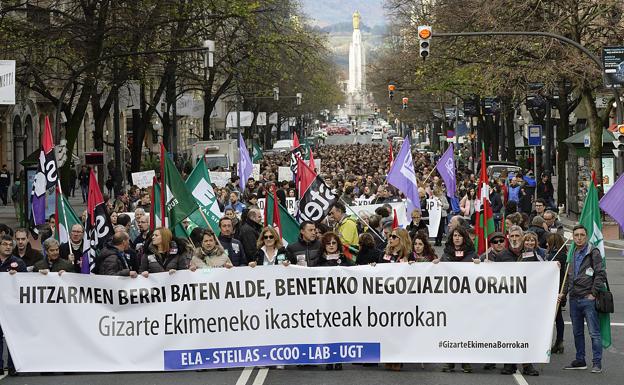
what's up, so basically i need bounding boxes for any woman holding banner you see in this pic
[250,227,287,266]
[411,231,438,262]
[355,233,383,265]
[140,228,189,276]
[319,232,352,268]
[518,231,546,262]
[190,229,232,269]
[380,228,412,264]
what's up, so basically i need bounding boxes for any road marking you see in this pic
[252,368,269,385]
[513,370,530,385]
[235,366,254,385]
[0,374,6,382]
[564,321,624,326]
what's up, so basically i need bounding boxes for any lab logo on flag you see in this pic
[444,157,454,176]
[399,154,416,181]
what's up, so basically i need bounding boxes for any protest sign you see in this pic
[209,172,231,187]
[0,263,558,372]
[278,167,292,182]
[131,171,156,189]
[426,198,443,238]
[348,201,409,227]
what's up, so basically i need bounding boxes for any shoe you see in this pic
[551,341,564,354]
[276,365,285,370]
[442,363,455,372]
[8,368,17,377]
[462,363,472,373]
[325,364,334,370]
[335,363,343,370]
[483,363,496,370]
[522,365,539,376]
[564,360,587,370]
[501,364,516,375]
[591,364,602,373]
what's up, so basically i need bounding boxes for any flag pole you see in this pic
[340,197,384,242]
[555,237,573,313]
[57,180,71,245]
[420,167,436,186]
[160,144,166,227]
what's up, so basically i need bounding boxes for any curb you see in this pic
[560,217,624,250]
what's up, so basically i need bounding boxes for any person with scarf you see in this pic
[140,228,189,276]
[190,229,232,269]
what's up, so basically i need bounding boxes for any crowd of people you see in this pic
[0,141,608,376]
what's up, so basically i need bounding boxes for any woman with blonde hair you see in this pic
[380,228,412,263]
[250,226,288,267]
[190,229,232,269]
[140,227,189,276]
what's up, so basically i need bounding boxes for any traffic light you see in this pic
[388,84,396,100]
[296,92,302,106]
[418,26,432,59]
[613,124,624,157]
[402,97,408,110]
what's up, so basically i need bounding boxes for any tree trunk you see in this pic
[556,80,571,207]
[503,97,516,162]
[581,82,603,192]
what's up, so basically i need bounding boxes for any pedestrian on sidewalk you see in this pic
[0,164,11,205]
[78,165,90,202]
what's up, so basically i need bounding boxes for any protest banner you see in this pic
[209,171,231,187]
[131,171,156,189]
[426,198,443,238]
[285,197,297,216]
[252,164,260,181]
[349,201,409,227]
[278,167,292,182]
[0,263,558,372]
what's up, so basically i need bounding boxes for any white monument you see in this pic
[346,11,369,117]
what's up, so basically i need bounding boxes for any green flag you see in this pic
[164,155,199,228]
[56,191,81,244]
[185,160,223,233]
[252,143,263,163]
[266,189,300,245]
[566,181,611,348]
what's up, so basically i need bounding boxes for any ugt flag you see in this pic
[31,116,58,225]
[566,179,611,348]
[435,143,456,197]
[386,137,420,212]
[81,169,113,274]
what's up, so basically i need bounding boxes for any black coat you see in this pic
[13,243,43,267]
[441,241,478,262]
[238,219,262,259]
[356,246,382,265]
[59,241,83,272]
[286,238,322,267]
[320,253,352,267]
[218,235,247,266]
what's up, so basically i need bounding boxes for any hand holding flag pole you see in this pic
[556,233,574,313]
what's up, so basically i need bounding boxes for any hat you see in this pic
[489,232,505,242]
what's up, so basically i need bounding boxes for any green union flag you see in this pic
[55,190,81,244]
[185,160,223,233]
[163,155,199,228]
[566,181,611,348]
[266,189,300,245]
[252,142,263,163]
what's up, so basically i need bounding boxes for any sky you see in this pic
[300,0,387,27]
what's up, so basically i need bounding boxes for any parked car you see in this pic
[371,131,383,142]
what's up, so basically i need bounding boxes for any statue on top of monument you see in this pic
[353,10,360,30]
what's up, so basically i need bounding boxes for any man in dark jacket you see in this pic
[286,221,322,267]
[493,225,524,263]
[560,225,607,373]
[13,228,43,269]
[96,232,138,277]
[33,238,74,274]
[59,223,84,272]
[218,217,247,266]
[238,208,263,259]
[536,173,555,208]
[0,234,26,376]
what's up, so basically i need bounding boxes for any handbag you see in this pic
[595,278,614,314]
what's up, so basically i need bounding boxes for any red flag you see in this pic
[388,140,394,168]
[159,143,166,226]
[591,170,599,188]
[87,169,106,226]
[271,185,282,236]
[42,116,54,153]
[296,157,317,199]
[309,149,316,172]
[392,208,399,229]
[474,144,495,255]
[293,132,300,149]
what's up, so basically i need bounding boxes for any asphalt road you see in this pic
[1,132,623,385]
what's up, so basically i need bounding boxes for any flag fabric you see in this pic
[163,152,200,229]
[309,149,316,173]
[566,180,611,348]
[81,169,113,274]
[55,184,81,245]
[392,208,398,229]
[252,142,263,163]
[435,143,456,197]
[185,160,223,233]
[159,144,166,225]
[289,144,305,175]
[238,134,253,192]
[388,140,394,168]
[31,116,58,226]
[293,132,300,149]
[149,176,159,230]
[297,159,337,223]
[265,186,301,245]
[600,173,624,229]
[474,144,495,255]
[386,137,420,212]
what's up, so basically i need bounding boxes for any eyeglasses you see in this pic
[328,241,338,245]
[263,235,274,240]
[389,234,399,240]
[491,239,505,245]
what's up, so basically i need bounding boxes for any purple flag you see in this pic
[435,144,456,197]
[238,134,253,192]
[386,136,420,212]
[600,174,624,229]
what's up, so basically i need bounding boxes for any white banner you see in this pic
[257,112,267,126]
[348,201,409,228]
[278,167,292,182]
[131,170,156,189]
[252,164,260,181]
[426,198,443,238]
[0,264,558,372]
[0,60,16,105]
[209,171,231,187]
[286,197,297,215]
[226,112,254,128]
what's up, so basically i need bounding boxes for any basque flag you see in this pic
[81,169,113,274]
[31,116,57,225]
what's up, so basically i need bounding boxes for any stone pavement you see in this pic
[559,214,624,250]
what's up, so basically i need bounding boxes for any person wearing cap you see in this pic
[479,232,507,261]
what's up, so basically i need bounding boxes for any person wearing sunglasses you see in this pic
[478,232,507,262]
[319,232,352,268]
[250,227,287,267]
[380,228,412,264]
[190,229,232,270]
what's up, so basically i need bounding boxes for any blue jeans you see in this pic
[569,297,602,365]
[0,325,14,370]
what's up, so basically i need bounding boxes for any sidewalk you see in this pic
[559,214,624,249]
[0,195,87,230]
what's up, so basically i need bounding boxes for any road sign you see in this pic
[603,46,624,88]
[528,125,542,146]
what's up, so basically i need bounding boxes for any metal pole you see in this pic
[113,87,122,196]
[534,145,538,202]
[236,94,241,139]
[545,97,552,175]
